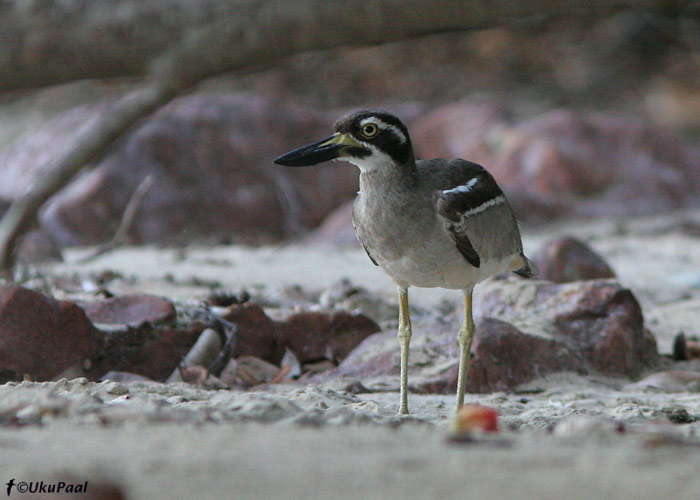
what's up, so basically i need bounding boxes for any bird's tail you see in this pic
[514,253,537,279]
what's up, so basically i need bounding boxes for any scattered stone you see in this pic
[531,236,615,282]
[79,294,176,327]
[218,358,239,387]
[280,349,303,379]
[103,381,130,395]
[224,303,283,364]
[334,331,400,381]
[206,289,250,307]
[99,371,153,383]
[672,332,700,361]
[320,377,371,395]
[0,286,101,381]
[177,365,209,385]
[278,310,381,364]
[661,406,695,424]
[302,360,337,374]
[624,371,700,393]
[166,328,222,383]
[91,324,203,382]
[235,356,283,387]
[552,415,624,439]
[221,301,380,373]
[318,280,398,324]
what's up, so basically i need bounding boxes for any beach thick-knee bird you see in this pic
[274,109,533,415]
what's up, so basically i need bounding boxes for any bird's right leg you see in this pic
[455,287,475,410]
[397,286,412,415]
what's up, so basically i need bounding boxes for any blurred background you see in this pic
[1,0,699,262]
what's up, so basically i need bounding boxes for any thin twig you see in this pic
[74,174,156,262]
[0,83,179,275]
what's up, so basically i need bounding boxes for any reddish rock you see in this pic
[0,286,100,381]
[466,318,581,393]
[278,310,380,364]
[79,294,176,326]
[334,331,400,379]
[224,302,284,364]
[532,236,615,283]
[91,324,203,382]
[224,303,380,367]
[411,99,511,168]
[333,278,658,393]
[89,301,379,382]
[476,278,658,378]
[3,94,359,247]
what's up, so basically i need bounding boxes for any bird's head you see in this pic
[273,110,414,173]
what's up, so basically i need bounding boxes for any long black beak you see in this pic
[273,133,364,167]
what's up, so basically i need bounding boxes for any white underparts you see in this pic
[341,147,395,173]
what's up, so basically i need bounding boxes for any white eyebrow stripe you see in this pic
[359,117,407,144]
[442,178,478,196]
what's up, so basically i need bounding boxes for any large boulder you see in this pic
[0,94,359,246]
[333,278,658,393]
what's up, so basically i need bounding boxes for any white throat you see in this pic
[338,149,396,173]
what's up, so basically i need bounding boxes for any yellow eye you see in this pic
[361,123,378,137]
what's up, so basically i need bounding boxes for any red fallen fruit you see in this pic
[450,404,499,437]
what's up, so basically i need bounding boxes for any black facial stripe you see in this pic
[346,146,371,159]
[334,109,414,165]
[371,129,411,164]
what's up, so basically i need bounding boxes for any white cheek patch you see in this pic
[341,148,394,173]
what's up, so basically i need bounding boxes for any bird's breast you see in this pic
[353,194,475,288]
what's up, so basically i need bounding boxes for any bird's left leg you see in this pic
[455,287,475,409]
[397,286,412,415]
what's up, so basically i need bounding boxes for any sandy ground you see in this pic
[2,209,700,499]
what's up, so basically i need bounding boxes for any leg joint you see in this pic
[398,325,412,342]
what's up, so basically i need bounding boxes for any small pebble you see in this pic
[104,381,130,395]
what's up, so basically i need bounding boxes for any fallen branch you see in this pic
[2,0,686,93]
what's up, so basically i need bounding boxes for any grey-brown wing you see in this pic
[434,160,509,269]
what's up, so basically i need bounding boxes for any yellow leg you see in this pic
[455,288,475,410]
[397,286,412,415]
